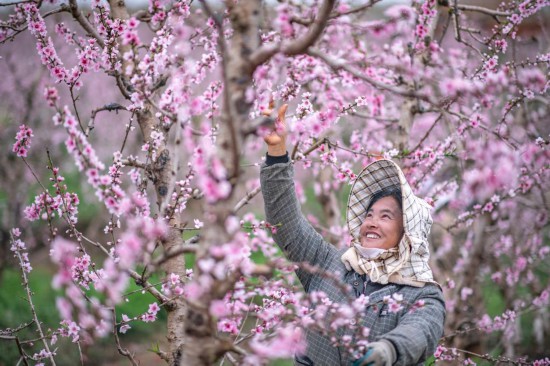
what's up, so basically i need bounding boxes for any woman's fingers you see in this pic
[277,104,288,123]
[261,98,276,117]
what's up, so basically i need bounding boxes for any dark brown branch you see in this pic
[250,0,336,68]
[150,236,199,268]
[127,268,170,303]
[87,103,128,136]
[114,73,132,99]
[1,322,36,365]
[90,103,127,120]
[282,0,335,55]
[68,0,105,48]
[16,337,30,366]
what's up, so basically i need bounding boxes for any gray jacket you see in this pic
[260,161,445,366]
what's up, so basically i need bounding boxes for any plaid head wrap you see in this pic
[341,159,437,287]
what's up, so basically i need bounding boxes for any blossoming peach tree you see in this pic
[1,0,549,365]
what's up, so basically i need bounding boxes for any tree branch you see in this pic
[68,0,105,48]
[1,6,68,44]
[88,103,128,136]
[111,308,139,366]
[308,48,429,100]
[150,236,199,269]
[11,241,56,366]
[250,0,336,68]
[438,0,511,17]
[452,0,461,42]
[121,157,147,170]
[232,186,261,214]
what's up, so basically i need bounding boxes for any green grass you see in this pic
[0,265,166,364]
[481,282,506,317]
[0,267,67,363]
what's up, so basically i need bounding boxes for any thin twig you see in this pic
[15,337,30,366]
[1,5,69,44]
[119,112,135,153]
[308,48,430,100]
[11,237,57,366]
[111,308,139,366]
[232,186,261,214]
[332,0,382,17]
[77,341,84,366]
[350,112,398,124]
[69,86,86,134]
[149,240,199,269]
[74,232,169,303]
[409,113,444,154]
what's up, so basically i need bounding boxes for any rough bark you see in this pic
[396,99,415,151]
[220,0,261,182]
[446,215,488,355]
[394,6,440,152]
[136,106,187,366]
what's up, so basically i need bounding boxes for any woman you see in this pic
[260,105,445,366]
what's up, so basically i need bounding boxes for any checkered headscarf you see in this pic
[341,159,437,287]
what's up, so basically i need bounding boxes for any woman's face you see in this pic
[359,196,404,249]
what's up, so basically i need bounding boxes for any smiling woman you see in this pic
[261,105,446,366]
[360,191,404,250]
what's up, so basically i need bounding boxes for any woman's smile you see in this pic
[359,196,404,250]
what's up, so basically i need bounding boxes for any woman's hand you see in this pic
[262,101,288,156]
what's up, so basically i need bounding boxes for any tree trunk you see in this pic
[136,107,188,365]
[179,1,262,364]
[447,215,488,355]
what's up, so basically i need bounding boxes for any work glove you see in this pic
[352,340,397,366]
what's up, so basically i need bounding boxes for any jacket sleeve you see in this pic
[378,284,446,366]
[260,161,337,291]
